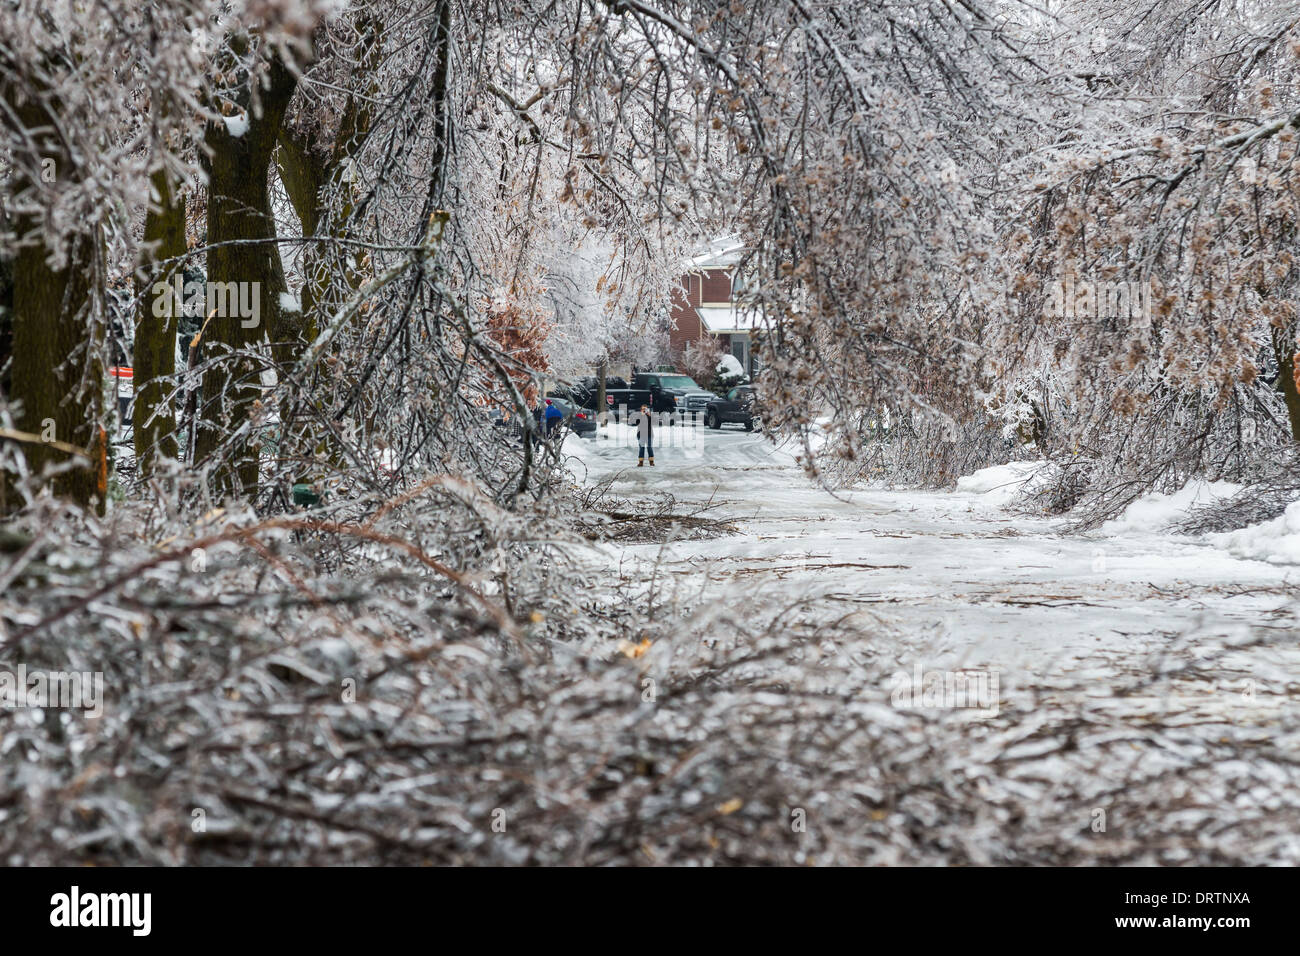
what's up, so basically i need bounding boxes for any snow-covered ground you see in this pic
[565,425,1299,716]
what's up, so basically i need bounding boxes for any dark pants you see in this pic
[639,443,653,458]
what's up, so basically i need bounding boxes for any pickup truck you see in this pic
[630,372,720,422]
[705,385,760,431]
[570,372,719,423]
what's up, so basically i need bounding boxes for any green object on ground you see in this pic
[292,483,321,507]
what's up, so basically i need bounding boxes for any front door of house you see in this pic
[731,335,749,376]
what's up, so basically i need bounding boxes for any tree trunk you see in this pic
[272,16,380,482]
[133,167,185,474]
[193,49,298,498]
[273,125,325,332]
[2,79,104,513]
[0,204,13,399]
[10,232,104,510]
[1274,323,1300,443]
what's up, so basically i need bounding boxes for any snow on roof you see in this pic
[689,235,746,270]
[698,304,763,333]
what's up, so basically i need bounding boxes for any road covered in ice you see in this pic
[559,422,1300,862]
[565,423,1299,708]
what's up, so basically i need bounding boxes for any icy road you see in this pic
[565,424,1300,706]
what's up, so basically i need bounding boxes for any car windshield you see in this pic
[655,376,699,388]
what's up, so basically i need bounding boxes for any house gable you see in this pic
[669,267,735,355]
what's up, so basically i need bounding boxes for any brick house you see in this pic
[668,238,760,376]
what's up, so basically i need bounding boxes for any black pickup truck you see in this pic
[704,385,760,431]
[570,372,719,423]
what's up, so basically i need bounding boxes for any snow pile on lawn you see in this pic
[1210,500,1300,565]
[1100,479,1242,535]
[956,460,1049,505]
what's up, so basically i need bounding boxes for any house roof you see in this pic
[698,304,763,334]
[689,235,746,270]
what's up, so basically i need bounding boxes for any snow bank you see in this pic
[956,460,1048,505]
[803,414,833,455]
[1210,500,1300,565]
[1100,480,1242,536]
[223,113,250,138]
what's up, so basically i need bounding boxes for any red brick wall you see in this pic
[700,268,732,304]
[669,275,701,356]
[669,268,732,358]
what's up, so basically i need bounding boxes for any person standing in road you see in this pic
[635,403,654,466]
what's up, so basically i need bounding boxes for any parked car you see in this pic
[540,395,597,437]
[705,385,760,431]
